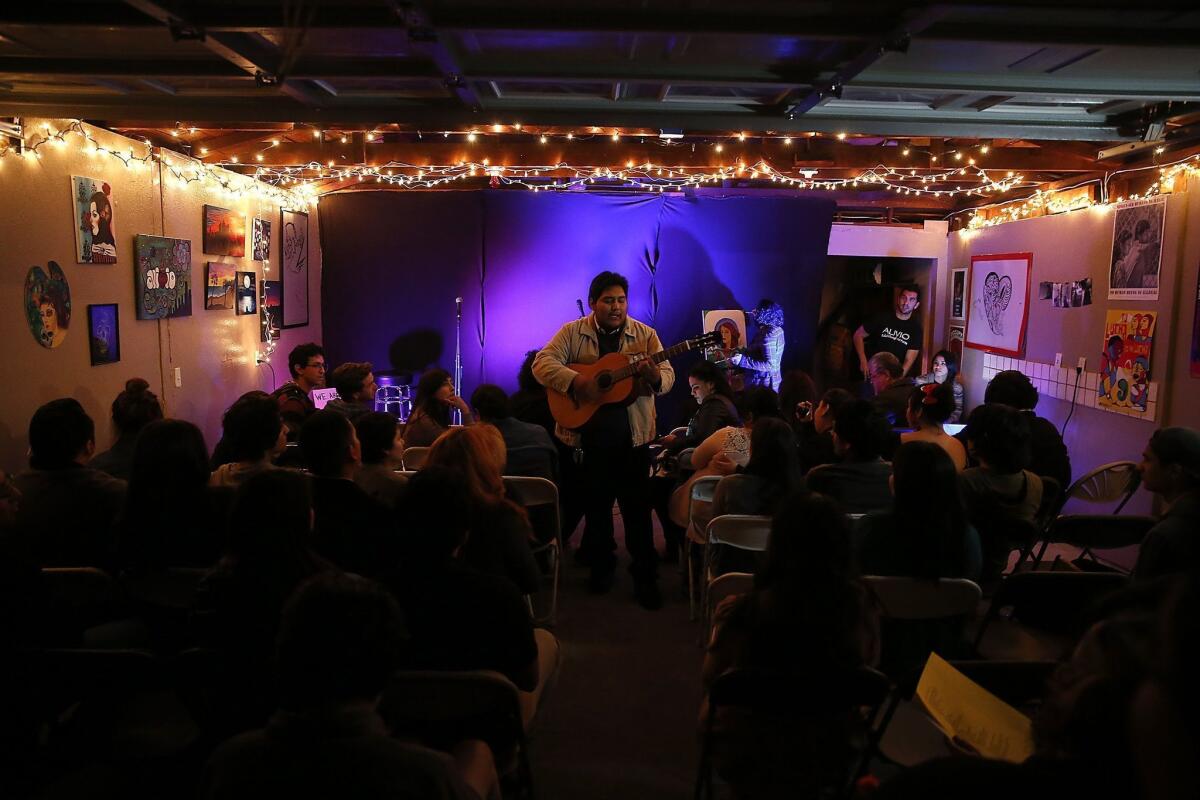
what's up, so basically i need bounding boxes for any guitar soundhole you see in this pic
[596,372,613,390]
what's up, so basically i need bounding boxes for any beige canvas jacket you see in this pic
[533,314,675,448]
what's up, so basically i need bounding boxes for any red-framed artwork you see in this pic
[964,252,1033,358]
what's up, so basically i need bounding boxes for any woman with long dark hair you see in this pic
[402,367,473,447]
[914,349,965,423]
[91,378,164,480]
[660,360,739,454]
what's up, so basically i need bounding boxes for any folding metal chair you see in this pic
[40,567,115,646]
[702,572,754,645]
[401,446,430,470]
[685,475,722,621]
[1031,514,1156,572]
[1063,460,1142,511]
[864,576,983,622]
[701,515,772,634]
[504,475,561,625]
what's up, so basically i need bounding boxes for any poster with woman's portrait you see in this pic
[702,309,746,362]
[72,176,116,264]
[1108,196,1165,301]
[24,261,71,349]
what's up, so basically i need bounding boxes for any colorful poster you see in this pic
[702,309,747,363]
[203,205,246,257]
[88,303,120,365]
[135,235,192,320]
[1098,309,1156,413]
[24,261,71,348]
[950,268,966,320]
[252,217,271,261]
[965,252,1033,357]
[72,175,117,264]
[1108,196,1165,301]
[262,279,282,342]
[1192,268,1200,378]
[948,325,964,361]
[205,262,235,310]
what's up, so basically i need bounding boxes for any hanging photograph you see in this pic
[236,271,257,315]
[205,262,236,310]
[71,175,117,264]
[135,234,192,320]
[948,325,965,362]
[280,208,309,327]
[964,252,1032,357]
[1098,310,1156,413]
[24,261,71,349]
[87,303,120,365]
[262,279,282,342]
[203,205,246,257]
[1108,196,1165,301]
[950,268,967,321]
[252,217,271,261]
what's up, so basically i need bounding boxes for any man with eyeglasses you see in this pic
[273,342,326,439]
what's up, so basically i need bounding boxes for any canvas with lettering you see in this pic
[1098,310,1156,413]
[203,205,246,257]
[72,175,117,264]
[964,253,1032,357]
[1108,196,1164,301]
[136,235,192,320]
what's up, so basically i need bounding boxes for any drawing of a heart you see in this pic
[982,271,1012,335]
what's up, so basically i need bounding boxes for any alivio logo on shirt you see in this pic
[880,327,911,345]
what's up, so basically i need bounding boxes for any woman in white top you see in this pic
[900,382,968,471]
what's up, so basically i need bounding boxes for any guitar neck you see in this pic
[611,339,700,381]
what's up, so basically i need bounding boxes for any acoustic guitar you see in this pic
[547,331,723,429]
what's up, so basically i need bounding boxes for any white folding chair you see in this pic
[703,571,754,644]
[702,514,772,634]
[504,475,561,625]
[1062,460,1141,510]
[685,475,722,621]
[401,446,430,470]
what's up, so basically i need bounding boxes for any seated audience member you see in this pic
[300,410,392,578]
[659,361,740,455]
[210,392,286,487]
[668,387,781,531]
[272,342,326,440]
[201,573,494,800]
[324,361,377,424]
[959,403,1045,579]
[861,441,981,581]
[805,400,894,514]
[702,492,878,800]
[425,425,540,594]
[983,369,1071,489]
[710,418,803,574]
[386,467,559,729]
[901,383,968,470]
[197,470,335,730]
[1133,427,1200,581]
[470,383,557,480]
[778,369,819,434]
[118,419,231,571]
[352,412,409,509]
[13,399,126,567]
[868,351,917,427]
[796,387,855,474]
[913,350,965,423]
[510,349,556,440]
[90,377,163,479]
[403,368,474,448]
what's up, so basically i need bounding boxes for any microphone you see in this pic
[576,298,585,318]
[455,296,463,320]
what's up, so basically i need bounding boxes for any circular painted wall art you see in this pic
[25,261,71,349]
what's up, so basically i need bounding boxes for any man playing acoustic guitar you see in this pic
[533,271,675,609]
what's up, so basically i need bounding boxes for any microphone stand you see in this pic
[452,296,463,425]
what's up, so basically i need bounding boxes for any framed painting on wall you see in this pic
[236,271,257,315]
[205,262,235,310]
[948,325,965,362]
[88,303,120,365]
[72,175,117,264]
[950,268,967,321]
[964,252,1032,358]
[135,234,192,320]
[203,205,246,257]
[262,279,282,342]
[252,217,271,261]
[280,208,309,328]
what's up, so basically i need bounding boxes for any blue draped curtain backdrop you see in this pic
[318,190,835,430]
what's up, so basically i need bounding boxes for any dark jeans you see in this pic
[579,444,658,580]
[554,439,586,544]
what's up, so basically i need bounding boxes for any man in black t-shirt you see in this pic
[854,286,923,378]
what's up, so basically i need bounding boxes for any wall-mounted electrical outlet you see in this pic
[1054,353,1063,368]
[174,367,182,388]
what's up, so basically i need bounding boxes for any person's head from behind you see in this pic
[227,469,314,564]
[779,370,818,424]
[110,377,163,439]
[984,369,1039,411]
[746,417,801,495]
[759,492,853,591]
[1139,427,1200,502]
[300,410,361,478]
[964,402,1031,474]
[470,383,512,422]
[412,367,454,425]
[736,386,781,425]
[29,398,95,470]
[129,419,209,498]
[894,285,920,318]
[587,270,629,331]
[517,349,543,395]
[813,388,854,435]
[832,400,890,462]
[222,391,285,463]
[276,573,407,713]
[329,361,375,404]
[906,382,955,429]
[687,359,733,406]
[399,466,471,563]
[868,351,903,394]
[931,349,958,385]
[426,424,506,506]
[752,298,784,328]
[355,412,404,467]
[287,342,326,389]
[891,441,968,579]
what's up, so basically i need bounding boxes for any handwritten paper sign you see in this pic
[311,387,339,410]
[915,653,1034,763]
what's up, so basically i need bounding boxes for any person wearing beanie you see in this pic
[1134,427,1200,581]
